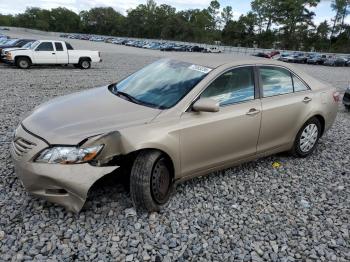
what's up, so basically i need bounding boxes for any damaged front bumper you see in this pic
[10,124,118,213]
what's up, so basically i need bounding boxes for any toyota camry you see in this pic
[11,56,339,212]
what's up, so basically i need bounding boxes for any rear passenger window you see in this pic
[293,75,309,92]
[65,42,73,50]
[36,42,54,51]
[55,42,63,51]
[260,67,293,97]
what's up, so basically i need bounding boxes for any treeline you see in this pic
[1,0,350,52]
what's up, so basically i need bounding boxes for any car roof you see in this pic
[170,53,291,69]
[168,54,328,90]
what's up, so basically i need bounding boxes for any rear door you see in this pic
[257,66,313,153]
[32,42,56,64]
[54,42,68,64]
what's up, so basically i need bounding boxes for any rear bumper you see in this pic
[10,124,118,212]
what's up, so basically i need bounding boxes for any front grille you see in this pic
[12,137,36,157]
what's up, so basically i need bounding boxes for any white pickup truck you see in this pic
[4,40,102,69]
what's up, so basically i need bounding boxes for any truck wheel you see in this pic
[16,57,31,69]
[79,59,91,69]
[290,117,321,158]
[130,150,173,212]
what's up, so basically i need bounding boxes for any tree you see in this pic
[207,0,220,30]
[274,0,320,49]
[330,0,350,45]
[221,6,233,26]
[251,0,278,32]
[50,8,80,33]
[80,7,125,36]
[0,14,14,26]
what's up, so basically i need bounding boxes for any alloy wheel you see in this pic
[299,123,318,153]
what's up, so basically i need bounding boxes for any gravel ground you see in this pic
[0,30,349,261]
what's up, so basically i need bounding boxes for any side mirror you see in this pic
[192,98,220,113]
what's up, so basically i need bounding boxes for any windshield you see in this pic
[3,39,18,45]
[30,41,40,50]
[111,59,211,109]
[22,41,34,48]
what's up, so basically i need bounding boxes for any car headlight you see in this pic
[35,145,103,164]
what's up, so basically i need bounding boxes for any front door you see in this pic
[33,42,56,64]
[180,66,262,177]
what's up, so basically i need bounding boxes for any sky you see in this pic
[0,0,346,25]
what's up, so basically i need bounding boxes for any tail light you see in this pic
[333,91,340,102]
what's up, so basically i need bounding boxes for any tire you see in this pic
[291,117,322,157]
[130,150,173,212]
[345,104,350,111]
[79,59,91,69]
[16,57,31,69]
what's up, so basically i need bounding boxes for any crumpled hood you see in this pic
[22,86,161,145]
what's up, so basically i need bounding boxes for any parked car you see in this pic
[189,46,205,52]
[4,40,102,69]
[204,46,223,53]
[0,39,35,54]
[253,51,280,59]
[1,41,35,61]
[345,57,350,67]
[160,43,175,51]
[307,54,327,65]
[324,57,346,67]
[293,53,308,63]
[278,52,291,61]
[10,57,339,212]
[253,52,270,58]
[343,87,350,110]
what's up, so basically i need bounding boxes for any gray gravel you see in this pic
[0,30,349,261]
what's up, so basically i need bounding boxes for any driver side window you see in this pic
[36,42,54,51]
[201,67,255,106]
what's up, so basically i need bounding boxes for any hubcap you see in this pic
[82,61,89,68]
[20,60,28,68]
[299,123,318,153]
[151,158,171,204]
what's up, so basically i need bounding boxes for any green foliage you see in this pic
[0,0,349,53]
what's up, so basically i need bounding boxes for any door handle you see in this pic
[246,108,260,116]
[52,53,56,55]
[303,97,312,103]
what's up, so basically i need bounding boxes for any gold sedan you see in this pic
[11,57,339,212]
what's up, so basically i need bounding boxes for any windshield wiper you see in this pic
[116,90,137,103]
[111,85,165,109]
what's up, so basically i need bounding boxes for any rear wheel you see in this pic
[291,117,321,157]
[79,59,91,69]
[130,150,173,212]
[16,57,31,69]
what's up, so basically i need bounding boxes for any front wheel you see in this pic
[130,150,173,212]
[291,117,321,157]
[16,57,31,69]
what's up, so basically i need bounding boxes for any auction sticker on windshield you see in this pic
[188,64,212,74]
